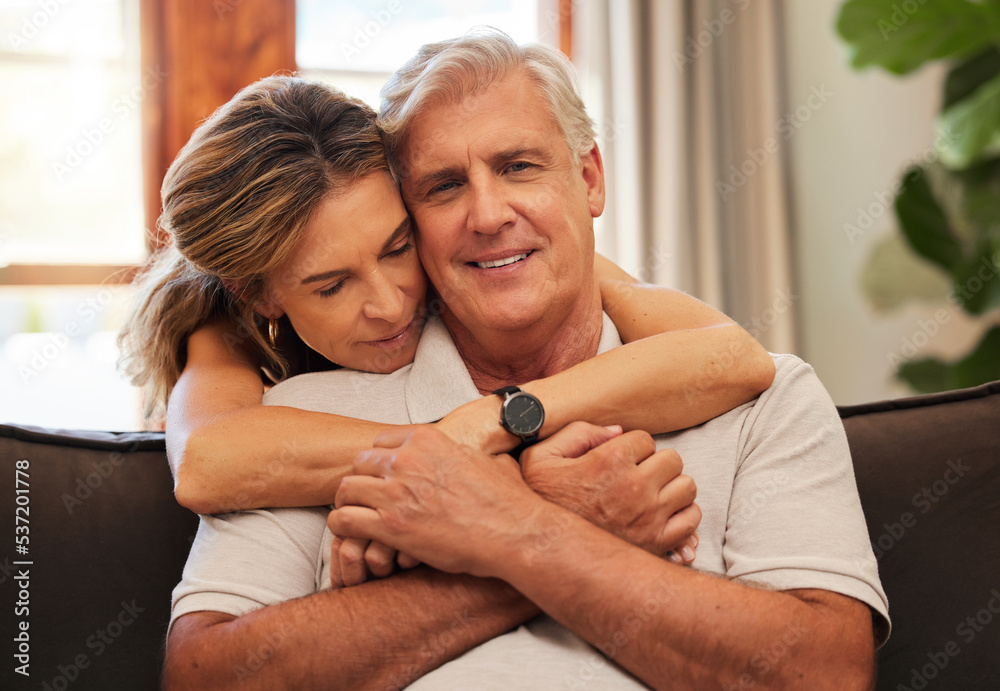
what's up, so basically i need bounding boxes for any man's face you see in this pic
[399,71,605,337]
[260,171,426,373]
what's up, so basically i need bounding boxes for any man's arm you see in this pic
[163,507,539,690]
[164,425,698,690]
[330,425,878,690]
[484,496,876,689]
[164,568,537,691]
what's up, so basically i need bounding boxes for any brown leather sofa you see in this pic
[2,381,999,690]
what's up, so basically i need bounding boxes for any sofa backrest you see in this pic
[0,424,194,690]
[1,381,998,689]
[840,380,1000,690]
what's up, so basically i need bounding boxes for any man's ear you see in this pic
[580,142,606,218]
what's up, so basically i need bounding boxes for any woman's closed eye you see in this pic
[318,281,346,298]
[383,240,414,259]
[318,241,411,298]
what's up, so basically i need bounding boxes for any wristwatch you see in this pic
[493,386,545,449]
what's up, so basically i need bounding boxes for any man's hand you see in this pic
[329,426,540,578]
[519,422,701,560]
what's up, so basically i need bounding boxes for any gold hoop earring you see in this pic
[268,318,279,349]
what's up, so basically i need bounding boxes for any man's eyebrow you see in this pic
[300,216,411,286]
[411,166,464,195]
[410,147,551,194]
[489,146,549,166]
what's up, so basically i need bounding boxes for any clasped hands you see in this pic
[327,422,701,588]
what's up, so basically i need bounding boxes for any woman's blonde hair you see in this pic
[118,75,388,422]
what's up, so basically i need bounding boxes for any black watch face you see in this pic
[504,393,544,436]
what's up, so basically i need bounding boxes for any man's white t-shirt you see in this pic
[171,315,889,689]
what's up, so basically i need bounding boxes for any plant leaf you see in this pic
[937,72,1000,169]
[948,240,1000,315]
[836,0,1000,75]
[922,159,1000,314]
[894,166,964,270]
[897,324,1000,391]
[896,358,950,392]
[860,233,952,312]
[894,164,1000,313]
[943,47,1000,110]
[952,157,1000,229]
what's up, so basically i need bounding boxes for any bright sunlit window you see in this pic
[0,0,561,431]
[0,0,143,430]
[297,0,551,108]
[0,0,145,265]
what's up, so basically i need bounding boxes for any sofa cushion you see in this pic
[0,424,194,690]
[839,381,1000,691]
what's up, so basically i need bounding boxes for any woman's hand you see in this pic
[435,394,514,455]
[329,535,420,588]
[670,533,699,566]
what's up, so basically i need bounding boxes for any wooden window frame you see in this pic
[1,0,296,286]
[1,0,572,287]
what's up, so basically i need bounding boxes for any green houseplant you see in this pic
[836,0,1000,392]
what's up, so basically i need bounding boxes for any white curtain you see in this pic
[574,0,798,354]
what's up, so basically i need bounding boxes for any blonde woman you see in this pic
[119,76,773,573]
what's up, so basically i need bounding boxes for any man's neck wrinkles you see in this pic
[449,310,604,395]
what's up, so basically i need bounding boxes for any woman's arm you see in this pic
[165,321,401,514]
[436,255,775,453]
[171,259,773,514]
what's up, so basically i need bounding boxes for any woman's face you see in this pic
[260,171,427,373]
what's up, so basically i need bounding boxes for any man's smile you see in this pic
[470,250,534,269]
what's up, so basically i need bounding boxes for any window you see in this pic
[297,0,556,108]
[0,0,569,431]
[0,0,143,430]
[1,0,144,266]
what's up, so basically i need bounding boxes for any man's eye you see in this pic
[506,162,532,173]
[430,181,458,194]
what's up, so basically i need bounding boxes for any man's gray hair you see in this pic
[378,27,596,180]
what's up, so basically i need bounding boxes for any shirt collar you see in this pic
[404,312,621,423]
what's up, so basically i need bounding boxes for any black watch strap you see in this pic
[493,385,522,398]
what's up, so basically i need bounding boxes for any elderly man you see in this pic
[164,31,888,690]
